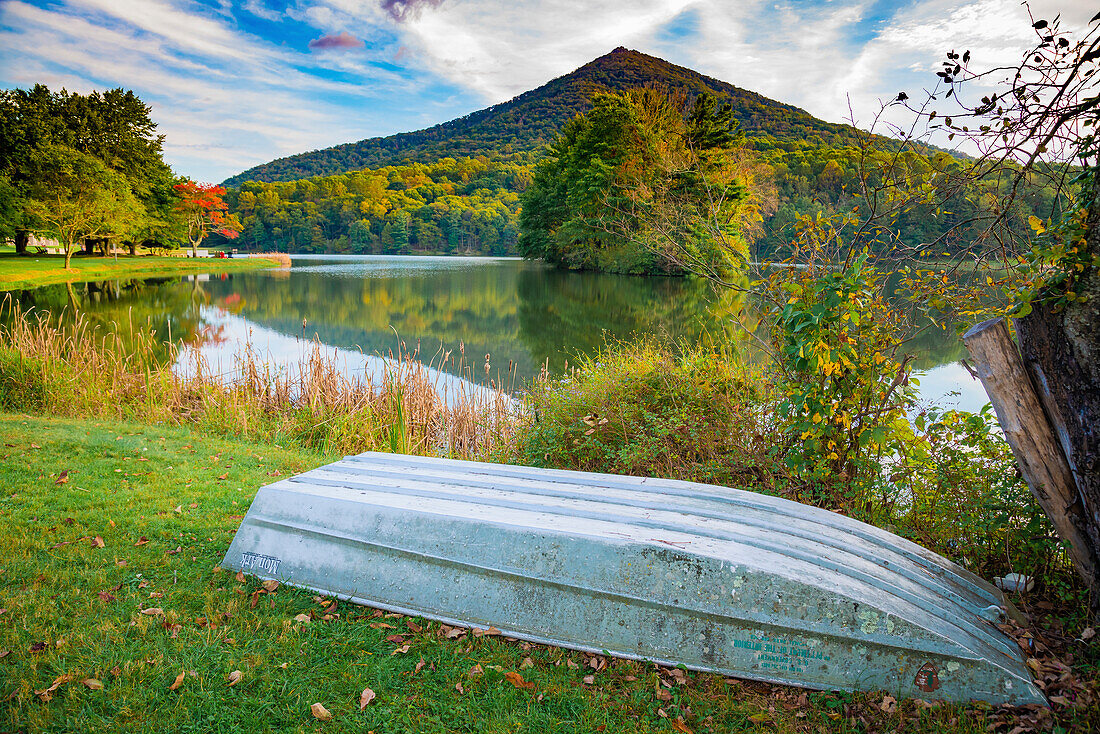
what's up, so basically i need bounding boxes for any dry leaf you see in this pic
[134,537,149,546]
[168,670,185,691]
[54,470,69,485]
[359,687,376,709]
[370,622,395,630]
[293,613,311,623]
[109,665,121,676]
[261,579,279,592]
[310,702,332,720]
[445,627,466,639]
[566,658,579,669]
[473,626,501,637]
[454,681,464,694]
[406,620,423,633]
[91,536,105,548]
[582,675,595,685]
[520,657,534,670]
[467,664,484,677]
[235,571,246,583]
[141,607,164,616]
[671,718,693,733]
[880,695,897,713]
[1081,627,1096,641]
[35,674,72,702]
[217,473,229,480]
[227,670,242,686]
[82,678,104,690]
[385,634,405,645]
[391,645,410,655]
[97,591,116,603]
[505,671,535,690]
[414,658,426,675]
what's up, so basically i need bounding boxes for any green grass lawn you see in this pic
[0,253,282,290]
[0,414,1089,733]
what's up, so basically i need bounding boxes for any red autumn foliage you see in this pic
[173,180,240,256]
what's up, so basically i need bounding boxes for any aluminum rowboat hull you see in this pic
[221,452,1043,705]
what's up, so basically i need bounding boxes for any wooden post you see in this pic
[963,318,1100,590]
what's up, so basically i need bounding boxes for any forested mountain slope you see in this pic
[223,47,869,187]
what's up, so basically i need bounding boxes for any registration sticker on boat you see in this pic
[240,552,282,575]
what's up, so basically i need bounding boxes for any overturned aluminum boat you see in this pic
[222,452,1043,705]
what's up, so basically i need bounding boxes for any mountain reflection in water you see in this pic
[3,255,988,412]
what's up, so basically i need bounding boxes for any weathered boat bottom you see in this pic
[223,453,1045,706]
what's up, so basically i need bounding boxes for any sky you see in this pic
[0,0,1093,183]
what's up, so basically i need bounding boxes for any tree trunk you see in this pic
[15,229,28,255]
[128,240,138,256]
[84,238,94,255]
[1014,166,1100,605]
[64,242,74,269]
[963,319,1100,600]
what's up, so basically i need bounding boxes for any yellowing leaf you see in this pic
[82,678,104,690]
[310,702,332,720]
[359,687,376,709]
[505,670,535,689]
[1028,215,1046,233]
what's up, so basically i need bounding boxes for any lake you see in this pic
[2,254,989,413]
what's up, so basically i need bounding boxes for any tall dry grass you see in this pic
[0,300,515,460]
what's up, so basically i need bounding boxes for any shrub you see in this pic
[509,338,780,489]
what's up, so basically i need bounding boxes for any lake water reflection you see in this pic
[3,255,989,412]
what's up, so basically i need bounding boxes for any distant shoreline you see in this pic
[0,252,286,291]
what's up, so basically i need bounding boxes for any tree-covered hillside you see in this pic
[223,47,870,188]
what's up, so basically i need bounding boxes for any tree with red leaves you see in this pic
[173,180,240,257]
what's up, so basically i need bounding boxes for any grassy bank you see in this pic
[1,413,1090,734]
[0,253,288,291]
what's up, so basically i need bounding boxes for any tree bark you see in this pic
[963,318,1100,599]
[1014,166,1100,604]
[14,229,28,255]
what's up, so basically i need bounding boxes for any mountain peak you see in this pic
[222,49,862,187]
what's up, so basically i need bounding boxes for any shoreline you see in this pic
[0,253,286,291]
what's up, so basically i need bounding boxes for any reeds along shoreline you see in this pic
[0,300,516,459]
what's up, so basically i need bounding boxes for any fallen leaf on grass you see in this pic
[370,622,395,630]
[134,537,149,546]
[54,470,69,485]
[406,620,422,633]
[109,665,121,676]
[655,687,672,702]
[97,591,116,603]
[91,536,105,549]
[414,658,426,675]
[311,702,332,720]
[467,664,484,678]
[227,670,242,686]
[217,473,229,481]
[359,687,376,709]
[35,674,72,702]
[671,718,693,733]
[30,642,47,652]
[473,626,501,637]
[141,607,164,617]
[0,650,9,659]
[168,670,185,691]
[880,695,897,713]
[235,571,246,583]
[385,634,405,644]
[520,657,534,670]
[454,681,464,694]
[82,679,103,690]
[582,675,595,685]
[445,627,466,639]
[261,579,279,592]
[391,645,410,655]
[1081,627,1096,642]
[505,671,535,690]
[166,546,181,555]
[293,613,311,623]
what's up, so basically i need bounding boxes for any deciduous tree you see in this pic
[173,180,240,257]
